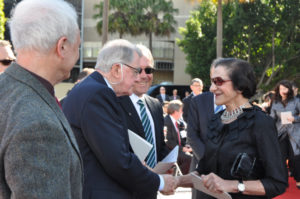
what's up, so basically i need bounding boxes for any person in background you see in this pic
[163,101,170,117]
[260,91,274,114]
[177,58,287,199]
[270,80,300,189]
[185,91,190,98]
[118,44,171,199]
[171,89,181,100]
[164,100,192,175]
[75,68,95,83]
[0,40,15,73]
[182,78,203,122]
[292,82,300,99]
[156,86,170,104]
[0,0,83,198]
[62,39,177,199]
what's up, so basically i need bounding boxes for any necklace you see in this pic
[221,102,249,123]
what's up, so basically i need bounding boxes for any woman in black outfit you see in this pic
[177,58,288,199]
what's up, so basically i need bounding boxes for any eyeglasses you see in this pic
[121,63,155,75]
[211,77,231,86]
[0,59,14,66]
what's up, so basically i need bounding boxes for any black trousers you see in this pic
[280,135,300,182]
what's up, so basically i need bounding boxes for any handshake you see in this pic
[160,172,195,195]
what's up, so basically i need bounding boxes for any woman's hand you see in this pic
[201,173,238,193]
[287,116,295,122]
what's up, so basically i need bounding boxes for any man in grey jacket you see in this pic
[0,0,82,198]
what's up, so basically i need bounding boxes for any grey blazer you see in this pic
[0,63,83,199]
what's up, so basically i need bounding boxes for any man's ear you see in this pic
[56,36,68,58]
[111,63,121,79]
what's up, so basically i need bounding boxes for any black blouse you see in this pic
[196,106,288,199]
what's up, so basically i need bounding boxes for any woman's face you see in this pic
[210,66,240,107]
[279,85,289,99]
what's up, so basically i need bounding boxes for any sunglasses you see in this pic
[121,63,155,75]
[0,59,14,66]
[211,77,231,86]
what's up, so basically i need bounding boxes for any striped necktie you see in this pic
[137,99,156,168]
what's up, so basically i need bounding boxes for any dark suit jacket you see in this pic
[62,71,160,199]
[182,93,194,122]
[156,94,170,104]
[187,92,214,161]
[119,95,169,199]
[164,115,184,151]
[119,95,169,162]
[0,63,83,199]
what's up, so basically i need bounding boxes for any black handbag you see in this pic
[230,153,256,179]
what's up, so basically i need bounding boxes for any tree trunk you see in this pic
[149,32,153,52]
[216,0,222,58]
[257,58,272,88]
[265,29,276,86]
[102,0,109,46]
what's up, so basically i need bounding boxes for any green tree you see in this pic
[177,0,300,93]
[0,0,5,40]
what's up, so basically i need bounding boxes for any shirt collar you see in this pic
[130,93,145,104]
[27,69,54,97]
[103,77,114,91]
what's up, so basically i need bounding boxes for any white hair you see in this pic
[9,0,78,52]
[136,44,154,67]
[95,39,142,72]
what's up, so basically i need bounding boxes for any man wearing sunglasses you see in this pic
[0,40,15,73]
[119,44,173,199]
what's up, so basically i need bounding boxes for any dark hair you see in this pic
[213,58,256,98]
[274,80,294,106]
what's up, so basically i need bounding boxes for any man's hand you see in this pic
[160,174,178,195]
[182,146,193,153]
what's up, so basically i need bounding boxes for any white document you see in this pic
[191,173,232,199]
[180,130,187,138]
[281,111,292,124]
[153,145,178,174]
[128,129,153,162]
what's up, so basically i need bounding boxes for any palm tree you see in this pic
[142,0,178,52]
[102,0,109,45]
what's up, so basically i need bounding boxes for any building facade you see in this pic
[83,0,197,85]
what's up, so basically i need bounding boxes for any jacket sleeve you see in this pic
[187,98,205,161]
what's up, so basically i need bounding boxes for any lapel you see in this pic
[207,92,215,115]
[119,96,145,138]
[6,63,82,160]
[144,95,159,140]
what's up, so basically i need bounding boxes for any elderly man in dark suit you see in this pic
[0,0,82,198]
[63,39,177,199]
[119,44,170,198]
[182,78,203,122]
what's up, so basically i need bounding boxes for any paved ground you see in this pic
[157,187,191,199]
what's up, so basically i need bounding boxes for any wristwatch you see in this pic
[237,180,245,193]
